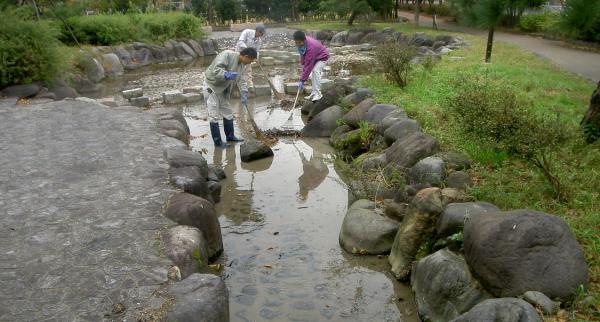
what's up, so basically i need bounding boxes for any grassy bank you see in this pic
[296,21,600,318]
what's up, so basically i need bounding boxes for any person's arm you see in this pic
[205,52,231,83]
[236,30,249,51]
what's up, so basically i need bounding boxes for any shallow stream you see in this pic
[99,57,417,321]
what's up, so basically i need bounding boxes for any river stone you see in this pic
[49,85,79,100]
[384,118,421,145]
[389,187,445,280]
[316,30,334,42]
[361,152,387,170]
[100,53,124,77]
[208,165,226,181]
[347,31,367,45]
[412,249,491,322]
[147,106,187,125]
[408,156,445,187]
[386,132,439,170]
[329,124,352,147]
[522,291,558,315]
[207,180,221,203]
[450,298,541,322]
[437,202,500,238]
[166,148,208,177]
[339,200,400,255]
[86,58,105,83]
[165,193,223,259]
[122,88,143,99]
[308,87,346,120]
[331,31,349,45]
[447,171,472,190]
[1,83,41,98]
[170,166,210,199]
[147,44,170,62]
[384,199,407,221]
[463,210,589,301]
[162,225,208,278]
[436,151,472,171]
[240,140,274,162]
[114,47,132,65]
[340,88,373,107]
[302,105,344,137]
[186,39,205,56]
[130,96,150,108]
[201,39,217,56]
[379,109,409,134]
[167,273,229,322]
[301,99,315,115]
[130,48,152,68]
[161,135,188,151]
[342,98,376,128]
[180,41,198,58]
[160,119,190,142]
[364,104,398,125]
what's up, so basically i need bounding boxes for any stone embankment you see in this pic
[300,70,590,322]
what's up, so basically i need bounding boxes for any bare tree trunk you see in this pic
[31,0,41,20]
[581,81,600,143]
[395,0,399,19]
[485,26,494,63]
[414,0,420,26]
[348,10,358,26]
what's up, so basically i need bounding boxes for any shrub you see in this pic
[375,42,416,88]
[0,13,67,87]
[561,0,600,42]
[447,76,571,200]
[61,13,203,46]
[519,11,561,32]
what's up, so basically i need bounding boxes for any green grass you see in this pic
[300,21,600,318]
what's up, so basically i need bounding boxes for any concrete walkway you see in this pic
[398,11,600,82]
[0,99,175,321]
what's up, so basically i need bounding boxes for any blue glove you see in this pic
[241,90,249,105]
[297,81,304,90]
[224,71,238,80]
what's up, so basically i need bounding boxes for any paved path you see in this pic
[0,99,175,321]
[399,11,600,82]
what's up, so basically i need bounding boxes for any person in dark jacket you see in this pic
[293,30,329,101]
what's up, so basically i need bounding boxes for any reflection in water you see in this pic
[294,143,329,201]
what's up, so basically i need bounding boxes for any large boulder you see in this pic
[316,30,335,42]
[170,166,210,200]
[180,41,198,58]
[160,119,190,141]
[364,104,398,125]
[201,39,217,56]
[186,39,205,56]
[339,200,400,255]
[167,274,229,322]
[86,57,105,83]
[386,132,439,169]
[343,98,376,128]
[340,88,373,108]
[450,298,541,322]
[447,171,472,190]
[166,149,208,177]
[49,85,79,100]
[240,140,274,162]
[302,105,344,137]
[113,47,132,66]
[346,31,367,45]
[165,193,223,259]
[331,31,349,45]
[408,156,445,187]
[148,44,171,62]
[436,151,472,171]
[463,210,589,301]
[1,83,41,98]
[436,202,500,238]
[162,225,208,279]
[389,187,445,280]
[308,85,351,120]
[384,118,421,145]
[329,124,353,147]
[412,249,491,322]
[101,53,125,77]
[379,109,409,134]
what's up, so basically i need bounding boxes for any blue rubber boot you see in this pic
[223,118,244,142]
[210,122,230,148]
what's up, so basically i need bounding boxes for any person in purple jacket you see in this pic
[293,30,329,101]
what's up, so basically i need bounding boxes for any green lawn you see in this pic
[292,21,600,319]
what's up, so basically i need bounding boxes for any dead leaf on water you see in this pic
[263,264,273,269]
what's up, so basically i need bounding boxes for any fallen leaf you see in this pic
[263,264,273,268]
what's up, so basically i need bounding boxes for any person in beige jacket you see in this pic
[203,47,257,148]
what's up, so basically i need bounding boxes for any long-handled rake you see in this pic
[282,89,301,129]
[256,63,285,100]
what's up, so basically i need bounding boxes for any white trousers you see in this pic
[203,81,233,123]
[309,60,326,96]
